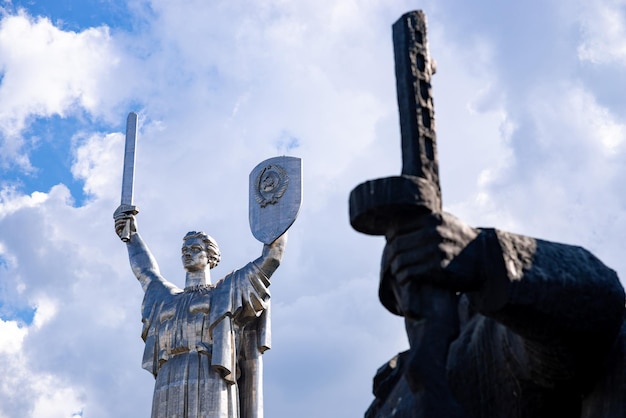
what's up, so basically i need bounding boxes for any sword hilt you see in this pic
[114,204,139,242]
[349,11,441,237]
[121,220,132,242]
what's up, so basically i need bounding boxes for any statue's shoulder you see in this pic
[145,277,182,298]
[216,262,259,284]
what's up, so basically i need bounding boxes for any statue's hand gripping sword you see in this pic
[116,112,139,242]
[350,11,464,417]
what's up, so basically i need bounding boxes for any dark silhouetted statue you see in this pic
[350,11,626,418]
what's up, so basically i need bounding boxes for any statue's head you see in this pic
[181,231,221,271]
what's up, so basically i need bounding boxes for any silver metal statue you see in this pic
[114,113,301,418]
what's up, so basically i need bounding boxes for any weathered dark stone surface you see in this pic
[365,228,625,417]
[349,11,464,417]
[350,9,626,418]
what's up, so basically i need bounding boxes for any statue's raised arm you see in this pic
[253,232,287,278]
[114,210,164,293]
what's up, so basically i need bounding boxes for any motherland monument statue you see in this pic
[350,10,626,418]
[114,112,301,418]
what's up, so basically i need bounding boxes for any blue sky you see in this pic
[1,0,626,417]
[6,0,135,31]
[0,1,141,207]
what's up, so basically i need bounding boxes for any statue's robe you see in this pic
[141,262,270,418]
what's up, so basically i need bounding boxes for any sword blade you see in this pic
[393,11,441,212]
[121,112,138,206]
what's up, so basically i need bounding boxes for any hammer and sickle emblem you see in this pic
[255,164,289,208]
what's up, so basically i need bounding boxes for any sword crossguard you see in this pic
[114,204,139,218]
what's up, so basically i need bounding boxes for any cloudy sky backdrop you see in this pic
[1,0,626,417]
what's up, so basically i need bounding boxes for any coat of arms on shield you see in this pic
[249,156,302,244]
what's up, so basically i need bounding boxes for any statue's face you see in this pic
[181,237,209,272]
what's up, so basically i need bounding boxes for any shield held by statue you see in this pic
[249,156,302,244]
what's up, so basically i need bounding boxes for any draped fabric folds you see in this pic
[140,262,270,418]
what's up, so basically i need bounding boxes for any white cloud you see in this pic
[71,131,123,202]
[0,318,26,354]
[0,314,83,417]
[31,295,57,329]
[30,384,83,418]
[530,83,626,155]
[0,13,113,117]
[578,0,626,65]
[0,186,48,218]
[0,11,122,168]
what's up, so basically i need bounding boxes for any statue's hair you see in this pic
[183,231,221,269]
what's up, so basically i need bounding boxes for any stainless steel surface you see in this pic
[119,112,139,242]
[121,112,138,206]
[115,155,299,417]
[249,156,302,244]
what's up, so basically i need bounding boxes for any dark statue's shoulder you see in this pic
[581,316,626,417]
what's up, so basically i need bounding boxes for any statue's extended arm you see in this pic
[114,212,163,292]
[461,228,625,395]
[382,212,625,384]
[253,232,287,278]
[382,213,624,338]
[468,228,624,344]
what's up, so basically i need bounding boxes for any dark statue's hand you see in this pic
[381,212,483,294]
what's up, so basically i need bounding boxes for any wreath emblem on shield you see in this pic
[254,164,290,208]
